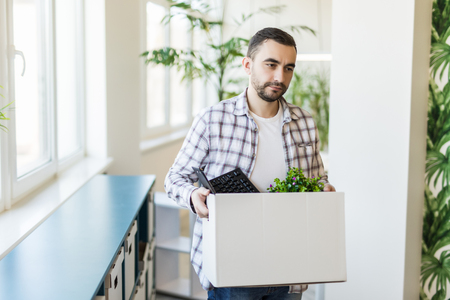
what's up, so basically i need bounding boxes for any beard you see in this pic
[251,77,288,103]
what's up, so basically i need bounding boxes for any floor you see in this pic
[155,285,318,300]
[156,294,186,300]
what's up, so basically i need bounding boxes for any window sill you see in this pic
[0,156,113,260]
[140,128,189,154]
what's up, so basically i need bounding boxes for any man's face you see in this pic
[245,39,297,102]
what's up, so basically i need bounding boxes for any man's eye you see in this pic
[286,67,294,72]
[266,64,275,67]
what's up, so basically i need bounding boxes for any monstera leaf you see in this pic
[423,186,450,255]
[423,1,450,299]
[422,250,450,297]
[426,146,450,189]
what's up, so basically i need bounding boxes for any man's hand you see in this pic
[191,187,210,218]
[324,183,336,192]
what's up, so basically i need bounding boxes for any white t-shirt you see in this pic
[249,102,286,193]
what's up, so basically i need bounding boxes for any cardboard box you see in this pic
[203,192,346,287]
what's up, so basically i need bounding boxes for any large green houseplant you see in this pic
[141,0,315,101]
[420,1,450,299]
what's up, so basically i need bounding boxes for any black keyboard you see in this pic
[193,167,260,194]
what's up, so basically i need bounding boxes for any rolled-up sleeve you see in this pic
[164,110,210,212]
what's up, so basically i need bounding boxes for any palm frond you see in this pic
[431,289,446,300]
[422,183,450,256]
[283,25,316,37]
[0,100,14,132]
[432,0,450,43]
[427,78,450,151]
[421,250,450,295]
[233,5,285,27]
[425,149,450,188]
[420,286,430,300]
[430,42,450,80]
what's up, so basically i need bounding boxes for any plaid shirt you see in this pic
[165,89,328,291]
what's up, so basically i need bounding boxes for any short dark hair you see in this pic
[247,27,297,60]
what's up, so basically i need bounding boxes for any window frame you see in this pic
[140,0,194,140]
[0,0,86,210]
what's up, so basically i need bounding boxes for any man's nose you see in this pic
[273,68,285,82]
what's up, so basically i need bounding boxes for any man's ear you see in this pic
[242,56,252,75]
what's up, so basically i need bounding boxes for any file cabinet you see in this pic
[0,175,156,300]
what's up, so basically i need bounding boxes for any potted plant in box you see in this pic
[267,167,324,193]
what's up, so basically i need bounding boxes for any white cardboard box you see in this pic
[203,192,346,287]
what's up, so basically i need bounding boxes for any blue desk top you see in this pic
[0,175,155,300]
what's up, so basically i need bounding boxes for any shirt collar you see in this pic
[233,88,299,122]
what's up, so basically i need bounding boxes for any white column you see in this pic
[326,0,431,299]
[104,0,142,174]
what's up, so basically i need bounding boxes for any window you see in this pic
[142,0,198,138]
[145,1,167,129]
[0,0,85,211]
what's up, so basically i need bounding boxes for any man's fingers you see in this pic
[196,205,209,219]
[324,183,336,192]
[198,187,211,196]
[195,199,209,219]
[192,188,210,218]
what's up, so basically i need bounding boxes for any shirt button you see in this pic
[254,128,258,132]
[252,153,256,158]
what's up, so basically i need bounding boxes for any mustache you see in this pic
[263,82,287,90]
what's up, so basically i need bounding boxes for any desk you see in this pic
[0,175,155,300]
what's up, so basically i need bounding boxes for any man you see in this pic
[165,27,335,300]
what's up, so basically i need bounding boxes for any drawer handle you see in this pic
[114,276,118,289]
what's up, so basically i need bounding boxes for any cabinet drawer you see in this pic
[124,220,138,300]
[138,241,149,272]
[105,247,124,300]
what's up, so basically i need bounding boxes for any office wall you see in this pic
[85,0,142,175]
[104,0,142,175]
[327,0,431,299]
[141,140,184,192]
[222,0,332,54]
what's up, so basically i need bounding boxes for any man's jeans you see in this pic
[207,286,303,300]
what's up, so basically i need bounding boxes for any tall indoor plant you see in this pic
[141,0,315,101]
[420,1,450,299]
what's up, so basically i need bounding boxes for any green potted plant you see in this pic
[420,1,450,299]
[267,167,324,193]
[141,0,315,101]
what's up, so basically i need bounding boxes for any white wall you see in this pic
[104,0,142,175]
[222,0,332,54]
[327,0,431,299]
[141,140,184,192]
[85,0,142,174]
